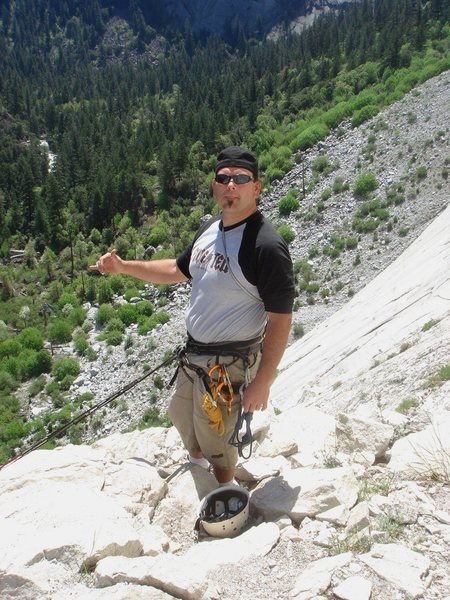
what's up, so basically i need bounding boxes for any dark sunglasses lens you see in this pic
[234,174,253,184]
[216,174,230,184]
[215,174,253,185]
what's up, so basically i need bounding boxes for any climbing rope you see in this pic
[0,352,178,472]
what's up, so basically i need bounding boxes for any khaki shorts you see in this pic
[168,352,261,470]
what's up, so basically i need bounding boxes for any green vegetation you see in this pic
[396,397,418,414]
[422,318,440,332]
[353,172,379,197]
[138,407,172,429]
[292,322,305,339]
[277,224,296,244]
[323,234,359,258]
[278,190,300,216]
[353,198,390,233]
[0,0,449,463]
[424,364,450,388]
[358,474,397,502]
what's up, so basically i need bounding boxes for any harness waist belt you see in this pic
[186,334,263,356]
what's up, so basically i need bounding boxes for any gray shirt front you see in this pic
[177,211,295,344]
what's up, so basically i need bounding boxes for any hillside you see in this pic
[44,68,449,441]
[0,70,449,600]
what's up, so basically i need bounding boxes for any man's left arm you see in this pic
[242,311,292,412]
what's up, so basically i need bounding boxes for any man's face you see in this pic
[212,167,261,225]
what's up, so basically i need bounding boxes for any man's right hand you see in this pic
[89,249,123,274]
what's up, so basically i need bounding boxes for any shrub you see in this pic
[333,176,349,194]
[312,154,330,173]
[265,166,284,182]
[0,393,20,420]
[85,346,98,361]
[19,349,52,379]
[292,322,305,338]
[154,374,164,390]
[424,364,450,389]
[1,356,20,379]
[396,397,418,414]
[351,104,379,127]
[416,166,428,180]
[290,122,329,152]
[139,407,172,429]
[57,293,80,310]
[137,312,170,335]
[95,304,115,326]
[422,319,440,332]
[18,327,44,351]
[48,319,73,344]
[353,172,379,197]
[124,287,141,302]
[0,370,19,393]
[321,188,332,201]
[323,102,353,128]
[109,275,126,295]
[1,417,30,444]
[356,198,389,221]
[105,317,126,333]
[386,186,405,205]
[103,330,124,346]
[277,224,295,244]
[29,375,47,397]
[0,338,22,358]
[97,279,113,304]
[52,357,80,382]
[73,335,89,355]
[136,300,154,317]
[353,217,378,233]
[345,236,359,250]
[117,303,140,326]
[67,307,87,327]
[278,190,300,216]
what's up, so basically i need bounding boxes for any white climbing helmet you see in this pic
[197,484,249,538]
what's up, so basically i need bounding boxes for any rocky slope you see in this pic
[144,0,354,38]
[1,70,449,600]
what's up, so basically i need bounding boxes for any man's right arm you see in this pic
[90,249,188,285]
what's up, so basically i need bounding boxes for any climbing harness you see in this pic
[174,335,261,455]
[0,352,178,472]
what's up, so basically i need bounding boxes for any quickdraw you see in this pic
[207,363,234,415]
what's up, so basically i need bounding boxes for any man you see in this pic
[93,147,295,486]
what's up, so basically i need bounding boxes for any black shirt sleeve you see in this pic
[239,213,296,313]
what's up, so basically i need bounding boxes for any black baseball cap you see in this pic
[215,146,258,178]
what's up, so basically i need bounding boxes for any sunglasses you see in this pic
[215,173,254,185]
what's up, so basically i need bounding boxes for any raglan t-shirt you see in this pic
[176,210,295,344]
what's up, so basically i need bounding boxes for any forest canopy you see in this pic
[0,0,449,254]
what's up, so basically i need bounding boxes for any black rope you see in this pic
[0,352,178,472]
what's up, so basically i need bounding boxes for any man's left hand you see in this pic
[242,379,270,412]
